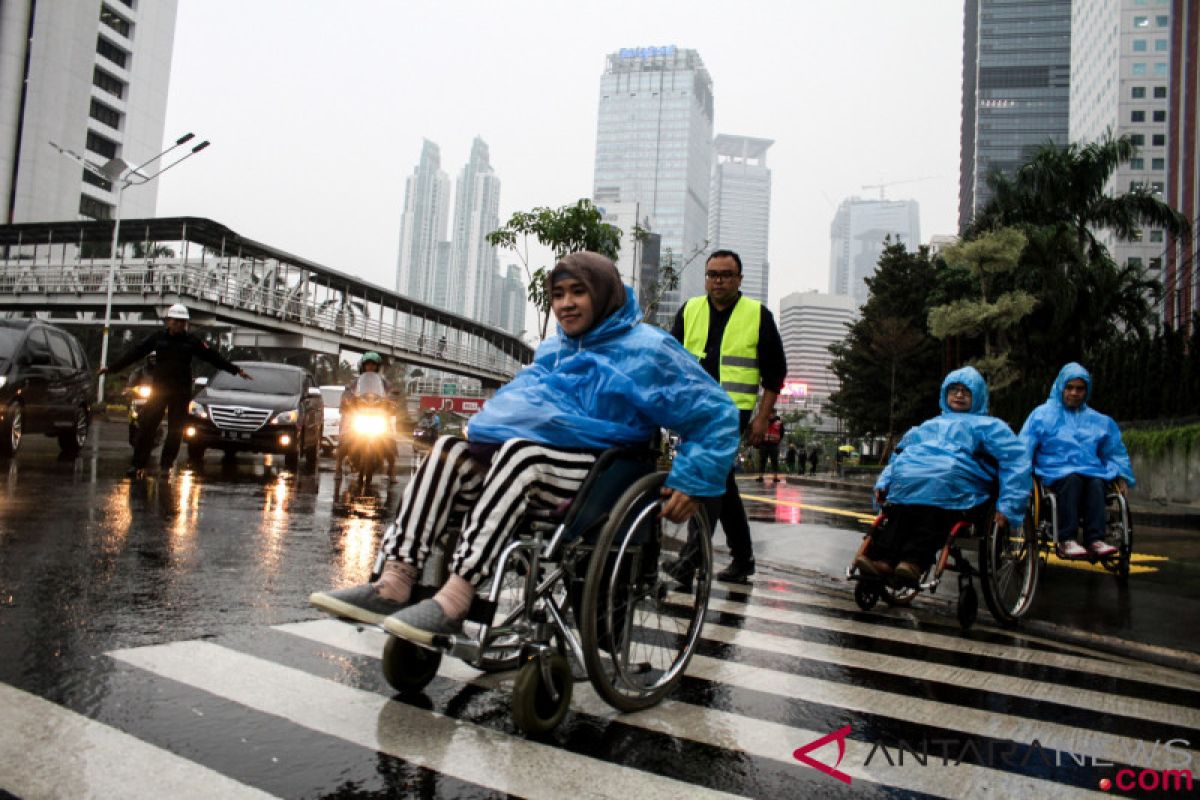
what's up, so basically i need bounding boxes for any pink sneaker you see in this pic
[1087,540,1119,559]
[1055,540,1088,560]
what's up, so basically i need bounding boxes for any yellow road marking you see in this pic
[740,492,1165,573]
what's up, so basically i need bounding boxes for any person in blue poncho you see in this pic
[1019,362,1135,561]
[855,366,1031,586]
[311,252,740,642]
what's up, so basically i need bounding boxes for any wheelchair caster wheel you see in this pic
[957,584,978,630]
[512,651,573,735]
[854,581,881,611]
[381,635,442,694]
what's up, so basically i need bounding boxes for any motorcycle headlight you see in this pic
[272,409,299,425]
[351,413,387,436]
[188,401,207,419]
[0,376,7,389]
[135,385,152,399]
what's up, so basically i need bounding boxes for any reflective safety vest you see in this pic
[681,295,762,410]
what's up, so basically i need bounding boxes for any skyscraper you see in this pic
[395,140,450,306]
[709,135,773,304]
[593,46,714,325]
[1071,0,1174,280]
[449,137,501,323]
[779,291,856,415]
[959,0,1072,231]
[1165,0,1199,331]
[496,264,526,337]
[1,0,180,224]
[828,198,921,310]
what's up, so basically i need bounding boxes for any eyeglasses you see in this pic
[947,386,971,396]
[705,270,739,282]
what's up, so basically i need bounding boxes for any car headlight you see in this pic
[0,376,7,389]
[188,401,207,419]
[272,409,299,425]
[351,413,387,436]
[135,385,152,399]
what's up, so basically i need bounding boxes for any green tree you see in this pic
[828,241,944,443]
[971,133,1190,258]
[487,199,622,338]
[928,227,1035,392]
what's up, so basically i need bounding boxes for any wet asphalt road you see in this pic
[2,421,1199,798]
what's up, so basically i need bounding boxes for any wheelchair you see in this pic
[363,445,713,735]
[847,501,1040,630]
[1029,477,1133,581]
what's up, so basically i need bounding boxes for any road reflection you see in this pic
[258,475,291,576]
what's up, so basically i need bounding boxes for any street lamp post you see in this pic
[51,133,210,404]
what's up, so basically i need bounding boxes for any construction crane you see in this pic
[861,176,937,200]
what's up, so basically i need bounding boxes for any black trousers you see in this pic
[866,503,988,571]
[132,387,190,469]
[704,409,754,563]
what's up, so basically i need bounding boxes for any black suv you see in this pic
[0,320,92,456]
[184,361,322,470]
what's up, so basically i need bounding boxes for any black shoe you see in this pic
[716,559,756,583]
[663,558,695,593]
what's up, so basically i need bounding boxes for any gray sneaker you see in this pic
[382,598,464,645]
[309,583,408,626]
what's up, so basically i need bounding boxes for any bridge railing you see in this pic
[0,262,523,379]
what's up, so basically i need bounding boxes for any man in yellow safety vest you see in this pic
[671,249,787,583]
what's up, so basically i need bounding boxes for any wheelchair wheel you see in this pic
[381,635,442,694]
[854,580,881,611]
[1110,495,1133,583]
[957,583,978,630]
[979,515,1040,628]
[511,651,573,735]
[580,472,712,713]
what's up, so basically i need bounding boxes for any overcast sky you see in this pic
[155,0,964,327]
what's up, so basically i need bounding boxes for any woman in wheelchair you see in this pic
[854,366,1031,586]
[310,252,738,644]
[1018,362,1135,561]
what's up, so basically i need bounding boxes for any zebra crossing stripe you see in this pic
[0,681,272,800]
[108,639,744,800]
[702,593,1200,693]
[643,612,1200,734]
[277,620,1109,800]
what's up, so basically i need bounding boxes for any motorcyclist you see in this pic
[102,304,251,477]
[416,408,441,435]
[335,352,397,481]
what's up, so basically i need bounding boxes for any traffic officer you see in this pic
[102,304,250,476]
[671,249,787,583]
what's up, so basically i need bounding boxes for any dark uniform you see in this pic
[671,295,786,566]
[108,330,241,470]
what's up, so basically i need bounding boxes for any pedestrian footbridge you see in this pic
[0,217,532,385]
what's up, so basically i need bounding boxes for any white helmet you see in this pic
[165,304,190,320]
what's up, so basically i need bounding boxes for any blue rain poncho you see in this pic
[1018,362,1136,487]
[875,366,1031,527]
[468,286,739,498]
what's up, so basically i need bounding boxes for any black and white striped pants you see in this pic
[380,435,598,585]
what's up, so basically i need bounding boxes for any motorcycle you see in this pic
[126,361,163,448]
[341,373,396,492]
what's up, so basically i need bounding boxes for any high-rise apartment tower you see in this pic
[828,198,920,310]
[1,0,179,223]
[449,137,501,324]
[1166,0,1199,330]
[395,140,451,306]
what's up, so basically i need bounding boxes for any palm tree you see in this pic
[970,133,1190,259]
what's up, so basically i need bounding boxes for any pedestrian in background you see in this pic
[785,442,799,474]
[808,446,820,475]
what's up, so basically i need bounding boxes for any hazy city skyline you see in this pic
[153,0,964,322]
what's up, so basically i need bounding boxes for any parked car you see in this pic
[319,384,345,455]
[184,361,322,470]
[0,319,92,457]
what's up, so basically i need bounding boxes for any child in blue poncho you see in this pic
[311,252,739,643]
[1019,362,1135,560]
[856,366,1031,585]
